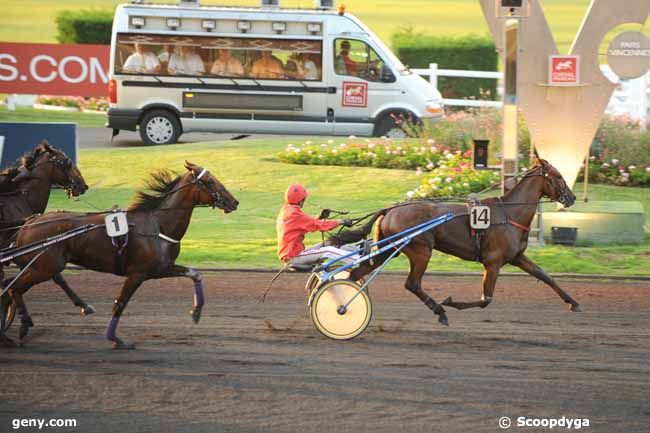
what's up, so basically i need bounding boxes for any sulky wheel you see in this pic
[310,279,372,340]
[1,291,16,333]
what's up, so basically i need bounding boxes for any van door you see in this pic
[327,38,400,136]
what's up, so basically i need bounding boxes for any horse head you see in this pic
[14,140,88,198]
[184,161,239,213]
[534,158,576,208]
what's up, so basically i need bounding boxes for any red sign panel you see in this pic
[548,55,580,85]
[342,82,368,107]
[0,42,110,97]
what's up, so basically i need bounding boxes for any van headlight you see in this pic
[426,101,444,115]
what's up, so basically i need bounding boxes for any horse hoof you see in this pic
[570,304,582,312]
[112,339,135,350]
[81,304,96,316]
[441,297,452,306]
[190,308,202,324]
[437,313,450,327]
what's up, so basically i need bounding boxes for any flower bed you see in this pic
[278,138,456,170]
[36,95,109,112]
[578,157,650,187]
[409,151,500,199]
[278,138,500,199]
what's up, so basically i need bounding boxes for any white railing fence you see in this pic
[413,62,650,130]
[412,63,503,109]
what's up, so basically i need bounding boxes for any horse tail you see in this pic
[329,209,388,245]
[372,214,385,244]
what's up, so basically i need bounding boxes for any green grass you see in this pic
[41,137,650,275]
[0,106,106,128]
[1,0,613,54]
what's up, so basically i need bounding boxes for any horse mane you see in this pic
[7,140,68,170]
[129,170,182,211]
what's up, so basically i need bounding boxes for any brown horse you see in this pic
[333,158,579,327]
[0,140,90,332]
[4,161,238,349]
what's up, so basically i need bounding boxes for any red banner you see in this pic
[0,42,110,97]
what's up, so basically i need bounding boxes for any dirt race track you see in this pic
[1,271,649,433]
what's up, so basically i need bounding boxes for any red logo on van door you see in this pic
[342,82,368,107]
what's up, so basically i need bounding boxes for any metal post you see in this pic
[641,71,649,132]
[502,18,520,194]
[583,155,589,202]
[429,63,438,89]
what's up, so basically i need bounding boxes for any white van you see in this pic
[107,1,444,145]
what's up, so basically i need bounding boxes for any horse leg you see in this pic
[348,249,393,282]
[0,288,19,347]
[12,289,34,341]
[404,246,449,326]
[155,265,204,324]
[1,258,62,344]
[106,273,146,350]
[510,254,581,312]
[442,263,500,310]
[52,273,96,316]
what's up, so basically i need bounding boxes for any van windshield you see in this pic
[114,33,323,81]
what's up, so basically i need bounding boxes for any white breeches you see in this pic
[288,245,359,267]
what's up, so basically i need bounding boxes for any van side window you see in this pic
[334,39,392,82]
[115,33,323,81]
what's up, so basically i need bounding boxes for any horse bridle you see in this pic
[518,164,572,205]
[27,153,81,197]
[191,168,228,209]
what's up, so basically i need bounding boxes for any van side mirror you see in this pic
[380,66,396,83]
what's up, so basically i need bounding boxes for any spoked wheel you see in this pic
[310,280,372,340]
[1,292,16,333]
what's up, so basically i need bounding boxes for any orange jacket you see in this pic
[276,204,340,261]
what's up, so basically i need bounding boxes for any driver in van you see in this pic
[335,40,358,76]
[122,43,161,74]
[168,45,205,75]
[276,184,356,268]
[210,49,245,77]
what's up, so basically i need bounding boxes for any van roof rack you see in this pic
[129,0,338,12]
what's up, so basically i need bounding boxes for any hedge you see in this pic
[56,9,113,45]
[392,31,498,101]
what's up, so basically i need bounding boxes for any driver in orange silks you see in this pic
[276,184,356,267]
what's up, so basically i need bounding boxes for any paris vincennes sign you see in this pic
[0,42,110,97]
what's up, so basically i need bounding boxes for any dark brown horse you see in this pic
[0,140,90,333]
[334,158,579,327]
[4,161,238,349]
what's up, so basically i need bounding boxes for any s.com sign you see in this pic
[0,42,110,97]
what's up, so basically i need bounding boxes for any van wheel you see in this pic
[374,115,408,139]
[139,110,181,145]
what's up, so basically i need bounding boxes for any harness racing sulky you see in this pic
[280,158,580,340]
